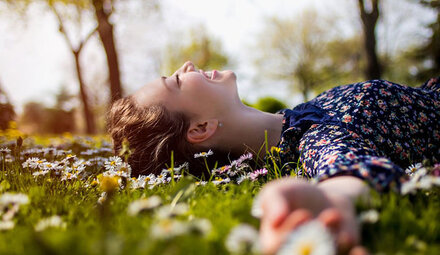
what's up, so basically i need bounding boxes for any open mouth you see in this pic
[200,70,217,80]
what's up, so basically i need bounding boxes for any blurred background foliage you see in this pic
[0,0,438,134]
[250,97,287,114]
[161,26,229,75]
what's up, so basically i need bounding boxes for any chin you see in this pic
[223,70,237,80]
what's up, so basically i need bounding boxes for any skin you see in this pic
[134,61,284,157]
[133,61,370,254]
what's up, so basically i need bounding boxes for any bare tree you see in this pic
[51,5,97,134]
[91,0,123,103]
[358,0,382,79]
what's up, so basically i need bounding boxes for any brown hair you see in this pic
[107,95,230,177]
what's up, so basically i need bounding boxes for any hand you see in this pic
[258,177,368,254]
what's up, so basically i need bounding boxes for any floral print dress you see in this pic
[276,77,440,191]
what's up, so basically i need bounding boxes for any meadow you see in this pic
[0,126,439,255]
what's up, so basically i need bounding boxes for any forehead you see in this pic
[133,78,169,107]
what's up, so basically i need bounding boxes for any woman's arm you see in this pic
[317,175,369,202]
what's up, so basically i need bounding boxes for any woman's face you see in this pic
[134,61,241,119]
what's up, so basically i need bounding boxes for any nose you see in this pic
[183,61,196,73]
[173,61,196,77]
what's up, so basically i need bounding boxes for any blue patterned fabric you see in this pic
[275,77,440,191]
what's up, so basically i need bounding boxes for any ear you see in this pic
[186,119,219,144]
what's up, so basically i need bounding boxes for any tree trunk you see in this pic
[92,0,123,103]
[358,0,382,79]
[299,81,309,102]
[74,52,96,134]
[51,5,97,134]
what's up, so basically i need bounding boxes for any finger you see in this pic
[259,196,289,254]
[349,246,370,255]
[318,209,359,254]
[261,189,290,228]
[261,209,313,255]
[318,208,342,233]
[279,208,313,233]
[337,231,357,254]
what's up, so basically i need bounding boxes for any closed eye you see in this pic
[176,74,181,87]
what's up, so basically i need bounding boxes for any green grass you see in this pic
[0,134,439,255]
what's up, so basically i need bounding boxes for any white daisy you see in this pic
[236,175,250,185]
[115,162,132,178]
[401,169,440,195]
[73,159,92,173]
[0,220,15,231]
[212,177,231,185]
[155,203,189,219]
[0,193,29,206]
[250,194,263,218]
[232,152,253,167]
[195,181,208,186]
[405,163,423,176]
[0,147,11,154]
[163,162,189,175]
[62,154,77,164]
[2,204,20,221]
[150,219,188,239]
[418,175,440,190]
[277,220,336,255]
[99,147,113,153]
[97,192,107,205]
[154,173,169,185]
[187,218,212,236]
[359,209,379,224]
[212,165,231,175]
[143,174,158,185]
[194,149,213,158]
[4,154,13,163]
[22,157,46,169]
[61,172,78,181]
[34,215,67,232]
[32,170,50,177]
[401,180,418,195]
[80,149,99,156]
[104,156,123,172]
[127,196,162,216]
[250,168,268,181]
[41,162,59,171]
[131,174,156,189]
[225,223,260,254]
[55,149,72,157]
[42,147,56,155]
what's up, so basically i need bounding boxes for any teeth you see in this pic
[205,71,212,79]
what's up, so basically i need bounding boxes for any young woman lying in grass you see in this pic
[107,61,440,254]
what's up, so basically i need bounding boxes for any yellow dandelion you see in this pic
[100,176,120,193]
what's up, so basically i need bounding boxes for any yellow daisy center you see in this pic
[299,242,313,255]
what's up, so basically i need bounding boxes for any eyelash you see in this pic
[176,74,181,87]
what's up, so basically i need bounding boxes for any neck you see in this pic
[214,105,284,159]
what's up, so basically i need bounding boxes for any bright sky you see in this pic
[0,0,435,112]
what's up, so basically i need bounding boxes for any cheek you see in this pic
[182,76,217,99]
